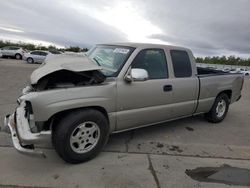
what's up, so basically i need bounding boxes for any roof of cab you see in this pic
[98,42,191,51]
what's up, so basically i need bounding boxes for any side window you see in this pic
[131,49,168,79]
[40,52,48,56]
[10,47,19,50]
[31,51,39,55]
[170,50,192,77]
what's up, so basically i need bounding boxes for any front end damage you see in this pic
[30,53,106,91]
[32,69,105,91]
[1,54,107,157]
[3,102,50,157]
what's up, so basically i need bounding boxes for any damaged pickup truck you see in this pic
[2,43,244,163]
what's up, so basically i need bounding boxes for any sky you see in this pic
[0,0,249,57]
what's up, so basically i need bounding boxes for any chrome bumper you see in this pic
[2,105,51,158]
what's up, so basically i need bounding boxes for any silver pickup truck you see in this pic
[2,43,244,163]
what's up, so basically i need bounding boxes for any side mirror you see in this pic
[125,68,149,82]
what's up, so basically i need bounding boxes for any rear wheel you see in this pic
[53,109,109,163]
[27,57,34,64]
[205,93,229,123]
[15,53,22,60]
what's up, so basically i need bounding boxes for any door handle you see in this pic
[163,85,173,92]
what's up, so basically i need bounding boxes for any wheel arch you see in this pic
[15,53,22,59]
[48,106,110,131]
[217,90,232,102]
[205,90,231,123]
[27,57,34,61]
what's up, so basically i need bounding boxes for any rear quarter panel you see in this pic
[197,74,243,113]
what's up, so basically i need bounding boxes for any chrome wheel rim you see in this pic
[216,99,226,118]
[70,121,100,153]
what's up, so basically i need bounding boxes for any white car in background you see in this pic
[24,50,51,64]
[48,49,63,55]
[0,46,26,59]
[229,68,250,76]
[241,70,250,76]
[223,68,231,72]
[229,68,239,73]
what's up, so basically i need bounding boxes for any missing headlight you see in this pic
[24,101,33,118]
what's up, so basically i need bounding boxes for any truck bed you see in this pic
[195,68,243,114]
[197,67,230,76]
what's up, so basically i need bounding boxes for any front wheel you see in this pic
[27,57,34,64]
[53,109,109,163]
[205,93,229,123]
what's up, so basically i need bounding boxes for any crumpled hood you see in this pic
[30,54,102,85]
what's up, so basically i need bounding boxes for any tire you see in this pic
[53,109,109,164]
[205,93,229,123]
[15,53,22,60]
[27,57,34,64]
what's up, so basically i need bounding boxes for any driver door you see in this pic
[116,49,174,130]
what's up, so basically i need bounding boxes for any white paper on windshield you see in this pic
[113,48,130,54]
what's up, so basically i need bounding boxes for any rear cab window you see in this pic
[170,50,192,78]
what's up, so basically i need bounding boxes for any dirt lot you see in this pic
[0,58,250,188]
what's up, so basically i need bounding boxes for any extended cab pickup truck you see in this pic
[2,43,244,163]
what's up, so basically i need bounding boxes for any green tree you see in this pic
[196,56,250,66]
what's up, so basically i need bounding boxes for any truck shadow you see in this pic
[106,114,208,151]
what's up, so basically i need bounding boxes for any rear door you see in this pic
[2,47,10,56]
[9,47,19,56]
[38,52,48,63]
[169,50,199,117]
[116,48,174,130]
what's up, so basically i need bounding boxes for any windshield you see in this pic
[87,45,134,77]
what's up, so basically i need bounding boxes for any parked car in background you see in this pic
[24,50,51,64]
[223,68,231,72]
[206,66,216,70]
[0,46,26,59]
[241,69,250,76]
[229,68,239,73]
[48,49,63,54]
[230,68,245,74]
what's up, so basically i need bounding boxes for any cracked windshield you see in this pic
[88,46,133,76]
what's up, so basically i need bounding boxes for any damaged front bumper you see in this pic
[2,104,51,158]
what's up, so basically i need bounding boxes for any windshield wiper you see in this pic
[93,57,101,66]
[92,57,116,73]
